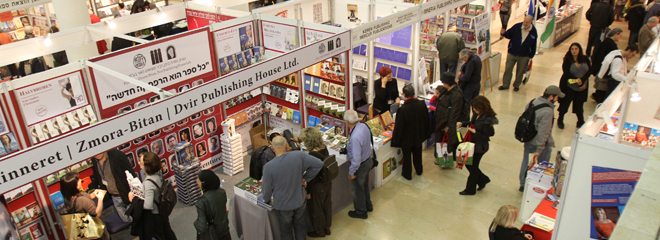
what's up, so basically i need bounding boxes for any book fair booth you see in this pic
[512,37,660,240]
[0,0,587,238]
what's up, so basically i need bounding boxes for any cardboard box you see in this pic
[249,124,272,151]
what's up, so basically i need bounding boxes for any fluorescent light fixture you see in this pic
[43,33,52,46]
[105,20,116,29]
[600,110,618,134]
[157,6,166,18]
[630,92,641,102]
[629,80,641,102]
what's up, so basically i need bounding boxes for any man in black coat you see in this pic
[585,0,615,57]
[391,85,431,180]
[590,28,623,103]
[434,72,466,167]
[457,49,482,108]
[626,1,647,46]
[90,149,138,223]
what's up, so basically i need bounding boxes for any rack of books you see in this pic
[172,142,203,205]
[0,3,57,41]
[302,57,349,130]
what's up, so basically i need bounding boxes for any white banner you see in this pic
[0,30,350,193]
[420,0,473,21]
[304,28,334,45]
[261,21,298,52]
[213,22,255,59]
[90,30,214,109]
[474,12,491,59]
[0,0,50,13]
[350,7,419,47]
[15,71,88,126]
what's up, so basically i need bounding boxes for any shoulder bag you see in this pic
[60,196,106,240]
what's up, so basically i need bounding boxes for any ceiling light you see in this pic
[43,33,52,46]
[157,6,167,18]
[105,20,116,29]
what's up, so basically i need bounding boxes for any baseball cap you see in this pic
[544,85,565,98]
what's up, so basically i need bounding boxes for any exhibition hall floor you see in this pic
[112,0,637,238]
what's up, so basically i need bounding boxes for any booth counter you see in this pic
[535,4,583,49]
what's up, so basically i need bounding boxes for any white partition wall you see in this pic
[299,0,332,23]
[333,0,371,27]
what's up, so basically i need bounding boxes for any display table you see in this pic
[536,5,584,48]
[373,141,404,187]
[230,153,375,240]
[521,188,557,240]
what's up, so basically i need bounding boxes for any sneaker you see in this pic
[348,211,368,219]
[498,86,509,90]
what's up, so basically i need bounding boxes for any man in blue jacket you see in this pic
[498,16,537,92]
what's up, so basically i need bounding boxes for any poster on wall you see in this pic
[313,3,323,23]
[474,12,491,59]
[590,166,642,239]
[304,29,335,45]
[374,17,413,49]
[261,21,297,53]
[213,22,255,61]
[347,4,358,22]
[185,9,236,30]
[15,71,88,126]
[89,29,217,119]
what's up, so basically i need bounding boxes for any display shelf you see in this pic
[304,73,346,86]
[306,106,343,121]
[306,90,345,103]
[271,81,298,90]
[44,165,94,187]
[266,94,300,112]
[226,94,262,116]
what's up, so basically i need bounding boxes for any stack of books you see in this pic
[221,133,244,176]
[234,177,273,211]
[172,142,203,205]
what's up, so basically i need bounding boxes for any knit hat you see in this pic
[440,72,456,85]
[379,66,392,78]
[198,170,220,191]
[607,28,623,38]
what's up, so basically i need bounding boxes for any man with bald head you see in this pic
[638,17,659,57]
[499,16,537,92]
[262,136,323,240]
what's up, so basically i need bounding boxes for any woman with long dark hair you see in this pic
[558,42,591,129]
[457,96,497,195]
[61,172,110,240]
[194,170,231,239]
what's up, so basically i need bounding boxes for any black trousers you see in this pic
[586,27,604,57]
[140,211,178,240]
[606,78,620,99]
[307,182,332,234]
[464,152,490,194]
[402,144,423,179]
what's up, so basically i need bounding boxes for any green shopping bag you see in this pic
[435,133,455,168]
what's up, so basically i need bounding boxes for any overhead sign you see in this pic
[185,9,236,30]
[304,28,334,45]
[351,6,419,47]
[0,30,351,193]
[420,0,472,21]
[0,0,50,13]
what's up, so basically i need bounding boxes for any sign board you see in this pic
[474,12,491,59]
[304,28,334,45]
[261,21,298,53]
[351,6,420,47]
[88,28,218,119]
[213,21,255,59]
[14,71,88,126]
[420,0,473,21]
[0,30,351,194]
[185,9,236,30]
[0,0,50,13]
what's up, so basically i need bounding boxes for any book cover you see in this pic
[323,101,332,114]
[336,85,346,100]
[286,108,294,121]
[12,207,31,226]
[25,203,42,222]
[381,111,395,130]
[319,80,330,96]
[456,16,465,28]
[648,129,660,148]
[620,122,638,143]
[292,110,301,124]
[359,44,367,56]
[475,5,485,15]
[366,117,386,136]
[317,100,325,111]
[312,77,321,93]
[468,5,477,15]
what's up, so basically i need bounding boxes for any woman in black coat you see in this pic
[194,170,231,240]
[301,127,332,238]
[457,96,496,195]
[392,85,431,180]
[558,43,591,129]
[373,66,400,115]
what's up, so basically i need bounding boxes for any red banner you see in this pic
[186,9,236,30]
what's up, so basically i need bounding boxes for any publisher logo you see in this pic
[318,43,325,54]
[336,37,342,48]
[35,105,47,117]
[327,40,334,51]
[533,187,545,194]
[150,48,164,65]
[166,45,176,60]
[133,54,147,69]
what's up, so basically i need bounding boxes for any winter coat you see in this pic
[458,54,482,85]
[434,86,464,146]
[90,149,138,205]
[460,114,498,154]
[435,31,465,62]
[625,3,646,32]
[559,58,591,104]
[502,23,538,58]
[586,2,615,29]
[392,98,431,149]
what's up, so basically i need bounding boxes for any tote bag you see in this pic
[435,133,455,168]
[456,130,475,169]
[60,197,106,240]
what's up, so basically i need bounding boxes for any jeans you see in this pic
[586,27,605,57]
[112,195,132,223]
[401,144,423,179]
[351,159,373,214]
[465,152,490,194]
[501,55,529,89]
[275,201,307,240]
[500,11,511,30]
[519,142,553,188]
[460,82,481,107]
[440,61,458,75]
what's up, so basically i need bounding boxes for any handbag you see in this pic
[60,197,106,240]
[435,133,455,168]
[456,130,475,169]
[197,196,220,240]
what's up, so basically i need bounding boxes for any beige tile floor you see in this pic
[316,2,639,240]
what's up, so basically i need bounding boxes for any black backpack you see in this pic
[514,100,551,142]
[146,179,177,217]
[249,146,270,180]
[320,155,339,183]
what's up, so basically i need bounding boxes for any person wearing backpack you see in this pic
[590,28,622,103]
[392,85,431,180]
[434,72,467,167]
[301,127,332,238]
[194,170,230,240]
[518,86,564,192]
[597,45,639,98]
[129,152,178,240]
